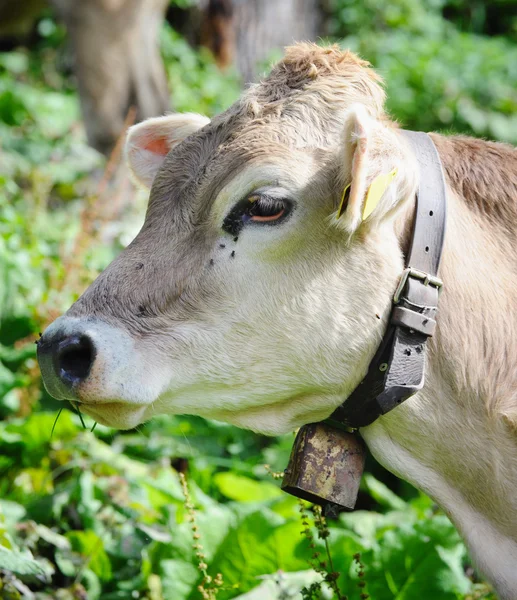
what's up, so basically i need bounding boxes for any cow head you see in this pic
[38,43,418,433]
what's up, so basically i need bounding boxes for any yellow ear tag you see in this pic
[337,183,351,219]
[362,167,398,221]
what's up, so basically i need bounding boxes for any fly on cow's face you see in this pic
[222,189,294,237]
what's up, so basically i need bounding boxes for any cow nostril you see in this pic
[57,335,95,383]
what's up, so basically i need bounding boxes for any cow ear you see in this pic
[335,105,417,233]
[125,113,210,188]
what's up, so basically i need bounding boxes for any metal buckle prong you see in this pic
[393,267,443,304]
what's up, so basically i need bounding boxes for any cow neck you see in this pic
[328,130,448,429]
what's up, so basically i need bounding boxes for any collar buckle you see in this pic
[393,267,443,305]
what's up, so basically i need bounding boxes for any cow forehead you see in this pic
[143,38,388,232]
[144,119,325,235]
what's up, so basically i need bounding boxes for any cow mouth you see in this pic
[77,400,126,411]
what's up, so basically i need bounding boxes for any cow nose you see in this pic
[37,330,96,400]
[56,335,95,382]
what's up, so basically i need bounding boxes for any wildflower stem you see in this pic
[179,471,224,600]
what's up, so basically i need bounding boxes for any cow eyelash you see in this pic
[222,192,293,236]
[246,194,288,222]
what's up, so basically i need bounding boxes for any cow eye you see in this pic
[246,194,287,222]
[222,192,293,236]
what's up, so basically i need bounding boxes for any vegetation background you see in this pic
[1,0,516,598]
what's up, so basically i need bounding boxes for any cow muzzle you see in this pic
[37,316,147,410]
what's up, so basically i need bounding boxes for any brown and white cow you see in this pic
[38,43,517,598]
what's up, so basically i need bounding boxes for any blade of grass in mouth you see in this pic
[72,402,86,429]
[50,408,64,440]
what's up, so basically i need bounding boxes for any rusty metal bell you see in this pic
[281,422,366,514]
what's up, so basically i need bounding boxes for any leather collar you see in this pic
[328,131,447,429]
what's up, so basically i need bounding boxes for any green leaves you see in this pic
[66,530,112,582]
[3,406,482,600]
[213,473,283,503]
[0,408,494,599]
[160,25,240,116]
[385,32,517,143]
[362,473,407,511]
[205,508,309,599]
[333,502,473,600]
[357,519,470,599]
[331,0,517,144]
[0,546,47,577]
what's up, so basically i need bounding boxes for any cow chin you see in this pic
[80,401,152,430]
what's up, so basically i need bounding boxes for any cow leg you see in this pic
[51,0,170,155]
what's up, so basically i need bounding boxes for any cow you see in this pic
[37,43,517,599]
[0,0,172,155]
[0,0,323,154]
